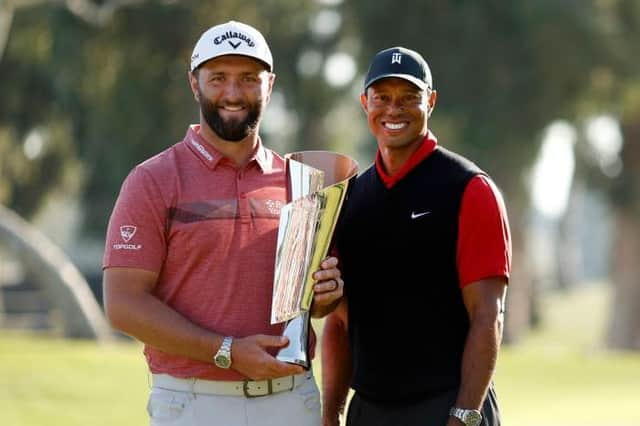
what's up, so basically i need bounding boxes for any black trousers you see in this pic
[346,386,500,426]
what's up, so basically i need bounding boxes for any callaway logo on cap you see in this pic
[190,21,273,72]
[364,46,432,91]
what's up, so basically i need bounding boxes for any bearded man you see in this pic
[102,21,344,426]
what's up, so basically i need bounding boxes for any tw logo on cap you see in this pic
[391,52,402,64]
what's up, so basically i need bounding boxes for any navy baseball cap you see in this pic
[364,47,432,91]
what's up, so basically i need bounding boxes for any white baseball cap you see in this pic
[190,21,273,72]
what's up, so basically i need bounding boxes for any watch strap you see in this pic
[449,407,482,426]
[220,336,233,353]
[214,336,233,368]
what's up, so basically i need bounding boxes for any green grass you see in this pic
[0,332,149,426]
[1,284,639,425]
[494,284,640,425]
[496,347,640,425]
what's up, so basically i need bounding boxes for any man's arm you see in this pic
[103,267,304,380]
[321,299,352,426]
[447,277,507,426]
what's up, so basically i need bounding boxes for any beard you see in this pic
[198,90,263,142]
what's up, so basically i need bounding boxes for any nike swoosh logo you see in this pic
[228,40,241,49]
[411,211,431,219]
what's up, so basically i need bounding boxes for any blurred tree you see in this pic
[0,203,112,339]
[601,1,640,349]
[568,0,640,349]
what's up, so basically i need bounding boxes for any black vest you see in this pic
[335,146,483,403]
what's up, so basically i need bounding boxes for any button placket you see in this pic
[237,170,250,223]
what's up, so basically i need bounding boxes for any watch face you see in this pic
[214,354,231,369]
[464,411,482,426]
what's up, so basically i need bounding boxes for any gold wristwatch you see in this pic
[449,407,482,426]
[213,336,233,369]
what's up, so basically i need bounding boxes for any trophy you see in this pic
[271,151,358,368]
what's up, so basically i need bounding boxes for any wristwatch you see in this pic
[213,336,233,369]
[449,407,482,426]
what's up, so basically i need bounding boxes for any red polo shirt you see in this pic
[103,125,303,380]
[375,131,511,287]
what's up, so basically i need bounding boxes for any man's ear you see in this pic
[428,90,438,116]
[188,71,200,102]
[265,72,276,103]
[360,92,369,114]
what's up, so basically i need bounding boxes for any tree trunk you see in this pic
[0,203,112,341]
[503,205,537,344]
[607,209,640,349]
[606,120,640,350]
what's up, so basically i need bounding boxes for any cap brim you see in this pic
[365,73,428,91]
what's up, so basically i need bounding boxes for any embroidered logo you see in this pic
[189,137,214,162]
[113,225,142,250]
[266,199,283,215]
[228,40,241,49]
[391,52,402,64]
[410,211,431,219]
[214,31,255,48]
[120,225,137,242]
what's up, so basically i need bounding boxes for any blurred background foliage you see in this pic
[1,0,640,346]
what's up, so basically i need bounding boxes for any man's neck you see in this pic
[378,135,426,176]
[198,122,259,168]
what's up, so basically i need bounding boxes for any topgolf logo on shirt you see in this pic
[120,225,137,242]
[113,225,142,250]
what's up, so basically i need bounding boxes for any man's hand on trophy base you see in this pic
[310,256,344,317]
[231,334,305,380]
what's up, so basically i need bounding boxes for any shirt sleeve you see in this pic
[102,166,168,273]
[457,175,512,287]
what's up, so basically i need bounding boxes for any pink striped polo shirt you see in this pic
[103,125,312,380]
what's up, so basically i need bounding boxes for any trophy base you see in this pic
[275,354,310,369]
[276,312,311,369]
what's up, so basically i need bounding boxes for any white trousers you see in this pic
[147,373,321,426]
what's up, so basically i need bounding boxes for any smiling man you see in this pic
[102,21,344,426]
[321,47,512,426]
